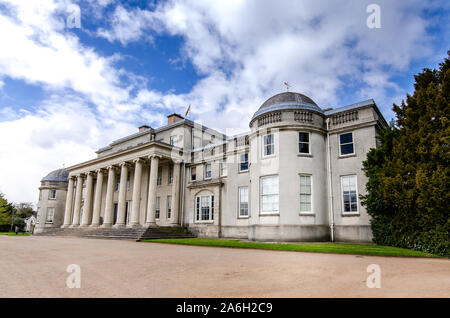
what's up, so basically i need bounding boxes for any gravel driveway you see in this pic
[1,236,449,297]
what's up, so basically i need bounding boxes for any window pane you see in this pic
[340,133,353,144]
[299,142,309,154]
[299,132,309,142]
[342,175,358,213]
[340,143,354,155]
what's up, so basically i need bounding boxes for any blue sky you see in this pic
[0,0,448,203]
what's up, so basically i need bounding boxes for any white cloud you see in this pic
[96,5,157,45]
[0,0,446,204]
[103,0,437,126]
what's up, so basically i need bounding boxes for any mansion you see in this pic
[35,92,387,242]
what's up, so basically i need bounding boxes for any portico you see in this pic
[62,142,184,229]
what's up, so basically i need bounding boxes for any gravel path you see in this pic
[1,236,449,298]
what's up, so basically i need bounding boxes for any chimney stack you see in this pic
[167,113,184,125]
[138,125,151,132]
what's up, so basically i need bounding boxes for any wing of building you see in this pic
[35,92,387,242]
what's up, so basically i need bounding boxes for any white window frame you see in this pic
[299,174,313,214]
[262,133,275,157]
[239,152,249,172]
[298,132,311,154]
[167,195,172,219]
[340,175,359,214]
[204,163,212,180]
[155,196,160,219]
[48,189,56,200]
[238,187,249,218]
[260,175,279,215]
[46,207,55,223]
[219,159,227,177]
[195,195,214,222]
[339,132,355,156]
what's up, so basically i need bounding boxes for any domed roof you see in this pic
[41,168,69,182]
[251,92,322,121]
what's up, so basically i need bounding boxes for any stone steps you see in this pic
[33,225,195,240]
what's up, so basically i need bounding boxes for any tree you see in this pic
[0,193,15,232]
[361,52,450,256]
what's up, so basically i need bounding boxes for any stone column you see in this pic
[170,161,181,224]
[102,166,116,228]
[91,169,104,227]
[129,158,143,227]
[115,163,128,227]
[146,155,159,225]
[62,176,75,228]
[71,175,84,227]
[80,172,94,227]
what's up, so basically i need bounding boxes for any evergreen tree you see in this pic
[362,52,450,256]
[0,193,15,232]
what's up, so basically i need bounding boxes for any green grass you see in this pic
[0,232,30,236]
[141,238,439,258]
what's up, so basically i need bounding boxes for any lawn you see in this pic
[141,238,439,258]
[0,232,30,236]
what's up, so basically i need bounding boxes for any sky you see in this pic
[0,0,448,204]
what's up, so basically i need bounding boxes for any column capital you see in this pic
[147,154,162,160]
[133,158,144,164]
[119,161,131,168]
[85,171,94,177]
[95,168,105,174]
[106,165,118,171]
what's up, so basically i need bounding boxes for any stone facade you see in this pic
[37,92,387,242]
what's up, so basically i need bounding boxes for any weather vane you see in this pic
[284,82,291,92]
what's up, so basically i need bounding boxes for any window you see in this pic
[204,163,212,179]
[168,165,173,184]
[239,187,249,217]
[48,189,56,200]
[263,133,274,156]
[260,176,279,214]
[155,197,160,219]
[339,132,354,155]
[191,166,196,181]
[341,175,358,213]
[239,152,249,172]
[126,171,130,190]
[167,196,172,219]
[46,207,55,223]
[300,175,312,213]
[220,159,227,177]
[157,167,162,186]
[299,132,310,154]
[115,174,120,191]
[196,195,214,221]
